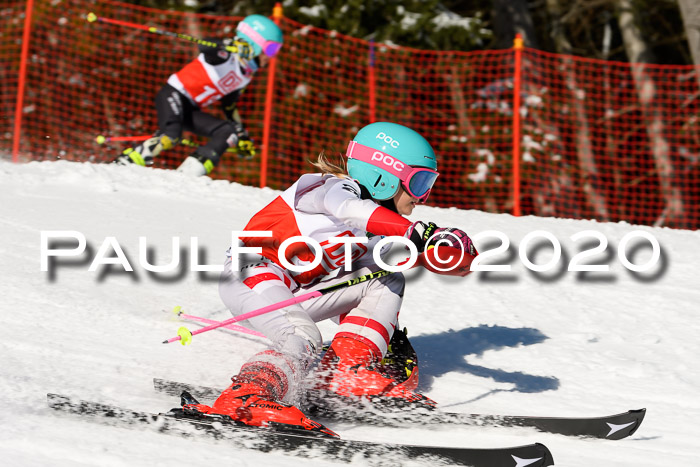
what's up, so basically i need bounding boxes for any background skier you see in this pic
[183,122,478,435]
[116,14,283,176]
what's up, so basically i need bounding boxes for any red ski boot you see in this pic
[316,334,436,409]
[183,371,338,438]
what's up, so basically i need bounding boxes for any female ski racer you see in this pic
[116,15,282,176]
[184,122,477,437]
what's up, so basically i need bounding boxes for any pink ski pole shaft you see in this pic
[174,307,266,339]
[164,290,322,345]
[163,269,395,345]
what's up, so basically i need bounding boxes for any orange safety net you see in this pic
[2,0,699,229]
[517,49,700,229]
[1,0,26,151]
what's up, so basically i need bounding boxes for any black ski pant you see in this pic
[155,83,238,165]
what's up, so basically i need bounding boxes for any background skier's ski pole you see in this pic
[85,12,247,55]
[95,135,240,153]
[163,269,395,345]
[95,135,150,144]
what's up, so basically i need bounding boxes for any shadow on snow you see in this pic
[410,325,559,397]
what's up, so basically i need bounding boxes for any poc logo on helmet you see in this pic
[376,132,400,148]
[371,151,405,171]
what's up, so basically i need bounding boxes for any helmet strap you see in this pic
[357,183,374,201]
[379,197,399,214]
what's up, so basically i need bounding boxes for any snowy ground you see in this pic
[1,159,699,466]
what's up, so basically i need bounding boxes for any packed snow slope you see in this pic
[1,160,699,466]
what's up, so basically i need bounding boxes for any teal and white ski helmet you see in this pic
[236,15,283,58]
[346,122,438,201]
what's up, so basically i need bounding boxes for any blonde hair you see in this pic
[310,150,348,178]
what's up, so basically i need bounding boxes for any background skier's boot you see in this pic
[177,147,219,176]
[115,133,175,166]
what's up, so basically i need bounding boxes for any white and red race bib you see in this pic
[167,54,253,107]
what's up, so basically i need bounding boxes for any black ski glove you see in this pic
[406,221,439,252]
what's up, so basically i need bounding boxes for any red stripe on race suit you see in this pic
[243,272,284,289]
[341,315,392,345]
[256,266,292,288]
[334,332,383,359]
[282,273,292,289]
[366,206,412,237]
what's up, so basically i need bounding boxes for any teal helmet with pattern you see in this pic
[236,15,283,58]
[346,122,438,202]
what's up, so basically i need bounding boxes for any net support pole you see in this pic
[260,2,283,188]
[12,0,35,163]
[511,33,524,217]
[368,40,376,123]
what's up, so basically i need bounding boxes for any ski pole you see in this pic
[163,269,395,345]
[164,246,474,345]
[95,135,240,153]
[171,306,266,339]
[85,12,247,55]
[95,135,150,144]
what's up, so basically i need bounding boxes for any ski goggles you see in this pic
[237,22,283,57]
[347,140,439,202]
